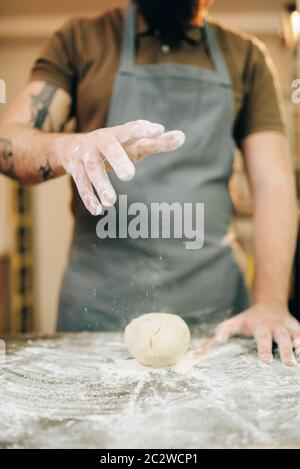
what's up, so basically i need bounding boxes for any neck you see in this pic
[192,7,208,26]
[137,14,148,34]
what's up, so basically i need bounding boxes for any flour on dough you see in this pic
[124,313,191,367]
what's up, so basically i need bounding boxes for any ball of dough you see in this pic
[124,313,191,367]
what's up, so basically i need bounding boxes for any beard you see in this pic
[133,0,203,47]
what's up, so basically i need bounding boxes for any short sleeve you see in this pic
[29,19,77,98]
[234,38,286,147]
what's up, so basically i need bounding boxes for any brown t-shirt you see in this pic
[30,8,285,147]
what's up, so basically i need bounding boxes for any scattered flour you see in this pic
[0,329,300,449]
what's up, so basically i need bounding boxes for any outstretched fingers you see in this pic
[113,120,165,146]
[127,130,186,162]
[68,160,102,216]
[96,132,136,182]
[82,150,117,207]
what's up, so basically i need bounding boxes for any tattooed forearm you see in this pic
[0,138,16,178]
[0,81,72,183]
[29,84,70,180]
[0,134,53,181]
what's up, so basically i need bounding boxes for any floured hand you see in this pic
[215,304,300,366]
[53,120,185,215]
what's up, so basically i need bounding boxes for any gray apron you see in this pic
[58,5,250,332]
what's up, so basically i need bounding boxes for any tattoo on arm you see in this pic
[0,138,16,179]
[0,84,70,182]
[30,83,69,181]
[38,160,54,181]
[30,83,58,131]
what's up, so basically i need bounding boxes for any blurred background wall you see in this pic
[0,0,299,333]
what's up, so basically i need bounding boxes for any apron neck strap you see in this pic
[120,4,136,72]
[203,22,231,85]
[120,4,232,86]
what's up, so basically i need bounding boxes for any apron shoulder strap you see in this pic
[203,22,232,86]
[120,4,136,72]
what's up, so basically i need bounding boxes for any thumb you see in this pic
[215,315,244,344]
